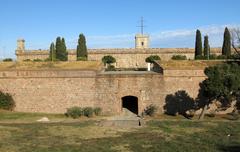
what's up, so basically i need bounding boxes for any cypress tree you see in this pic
[55,37,62,60]
[77,34,88,60]
[49,42,56,61]
[61,38,68,61]
[222,27,231,56]
[204,35,210,58]
[195,29,203,58]
[55,37,68,61]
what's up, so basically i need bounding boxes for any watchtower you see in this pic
[135,17,149,49]
[135,34,149,49]
[16,39,25,53]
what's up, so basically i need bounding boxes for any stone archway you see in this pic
[121,96,138,115]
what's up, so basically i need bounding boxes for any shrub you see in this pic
[195,54,232,60]
[145,55,161,63]
[0,91,15,111]
[144,104,157,116]
[217,55,227,60]
[171,55,187,60]
[33,59,43,62]
[66,107,99,118]
[23,59,31,62]
[44,58,60,62]
[229,54,240,60]
[195,55,206,60]
[209,54,217,60]
[65,107,83,119]
[102,55,116,65]
[106,65,116,71]
[77,57,87,61]
[44,58,52,62]
[94,107,102,116]
[83,107,94,117]
[3,58,13,62]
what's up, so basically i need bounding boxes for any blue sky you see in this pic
[0,0,239,58]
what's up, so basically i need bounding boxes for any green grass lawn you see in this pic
[0,111,239,152]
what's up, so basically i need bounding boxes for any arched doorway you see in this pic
[122,96,138,115]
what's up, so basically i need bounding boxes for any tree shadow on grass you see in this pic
[164,90,196,119]
[218,145,240,152]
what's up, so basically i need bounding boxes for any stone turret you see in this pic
[135,34,149,49]
[16,39,25,53]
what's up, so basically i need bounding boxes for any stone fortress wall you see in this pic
[16,47,222,69]
[0,66,208,114]
[15,35,222,68]
[8,35,231,115]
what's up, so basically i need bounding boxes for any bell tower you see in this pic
[135,17,149,49]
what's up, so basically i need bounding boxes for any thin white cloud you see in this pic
[26,24,240,49]
[149,26,209,48]
[151,24,240,40]
[79,24,240,48]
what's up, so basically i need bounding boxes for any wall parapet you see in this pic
[163,69,206,77]
[0,70,97,78]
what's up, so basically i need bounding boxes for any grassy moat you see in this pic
[0,111,239,152]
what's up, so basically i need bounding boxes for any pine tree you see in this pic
[204,35,210,58]
[49,42,56,61]
[222,27,231,56]
[77,34,88,60]
[195,29,203,58]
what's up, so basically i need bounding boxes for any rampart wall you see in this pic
[0,68,211,114]
[16,48,222,68]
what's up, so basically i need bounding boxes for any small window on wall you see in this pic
[141,42,144,46]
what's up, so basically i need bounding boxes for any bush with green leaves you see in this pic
[229,54,240,60]
[65,107,83,119]
[0,91,15,111]
[195,55,206,60]
[44,58,51,62]
[33,59,43,62]
[145,55,161,63]
[66,107,101,118]
[216,55,227,60]
[144,104,157,116]
[102,55,116,65]
[94,107,102,116]
[171,55,187,60]
[83,107,94,117]
[44,58,60,62]
[23,59,31,62]
[195,54,230,60]
[3,58,13,62]
[209,54,217,60]
[77,57,88,61]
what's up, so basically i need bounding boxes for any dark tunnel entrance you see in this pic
[122,96,138,115]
